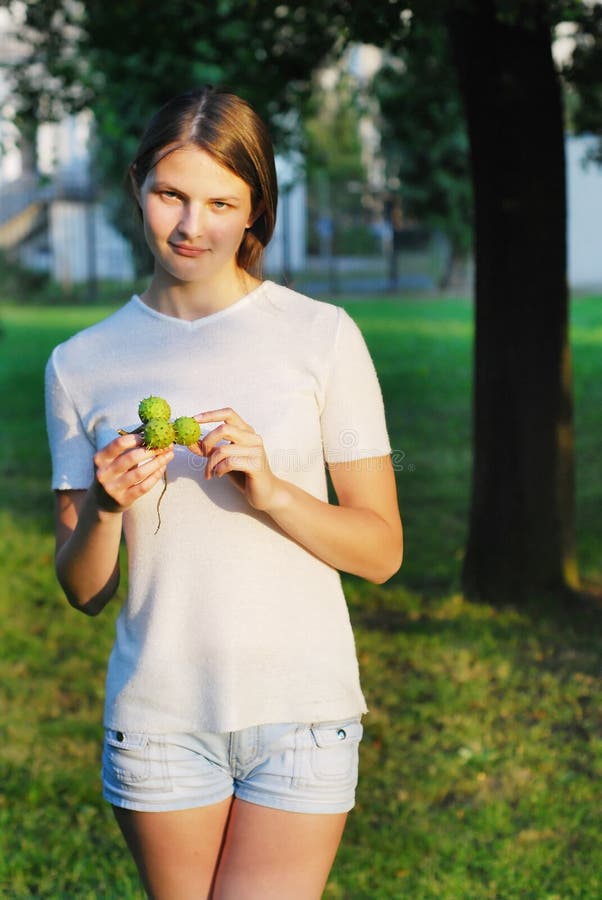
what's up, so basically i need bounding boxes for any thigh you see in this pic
[113,799,232,900]
[212,798,347,900]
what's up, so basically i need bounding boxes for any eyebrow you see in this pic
[151,181,180,192]
[152,180,242,201]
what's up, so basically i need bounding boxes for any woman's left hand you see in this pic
[190,408,279,511]
[189,409,403,584]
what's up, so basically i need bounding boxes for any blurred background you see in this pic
[2,4,602,897]
[2,1,602,304]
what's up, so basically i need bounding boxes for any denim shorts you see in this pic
[102,717,363,814]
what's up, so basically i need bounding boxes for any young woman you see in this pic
[45,86,403,899]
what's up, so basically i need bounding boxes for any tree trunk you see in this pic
[447,2,579,602]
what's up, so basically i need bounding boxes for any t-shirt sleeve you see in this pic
[45,347,96,490]
[320,308,392,463]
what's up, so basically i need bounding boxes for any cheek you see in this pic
[142,201,176,241]
[210,218,248,247]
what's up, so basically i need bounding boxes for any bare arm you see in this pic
[54,489,123,616]
[54,434,173,615]
[196,409,403,584]
[262,457,403,583]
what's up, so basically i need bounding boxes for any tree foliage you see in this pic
[4,0,602,603]
[2,0,350,182]
[562,1,602,161]
[4,0,599,244]
[1,0,357,268]
[372,19,472,267]
[304,73,366,184]
[303,71,376,255]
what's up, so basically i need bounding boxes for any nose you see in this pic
[177,202,205,239]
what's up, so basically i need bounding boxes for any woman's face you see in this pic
[138,145,254,286]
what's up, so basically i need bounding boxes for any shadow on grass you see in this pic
[344,576,602,671]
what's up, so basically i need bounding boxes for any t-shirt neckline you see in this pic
[131,280,271,328]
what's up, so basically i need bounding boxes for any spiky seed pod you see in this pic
[173,416,201,446]
[138,395,171,423]
[143,418,176,449]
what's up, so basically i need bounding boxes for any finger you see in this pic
[98,449,173,505]
[129,448,173,481]
[194,407,253,431]
[97,443,168,482]
[119,461,171,507]
[94,433,142,469]
[127,451,173,490]
[205,445,263,479]
[186,441,204,458]
[201,423,260,455]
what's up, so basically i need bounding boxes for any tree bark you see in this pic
[447,2,579,602]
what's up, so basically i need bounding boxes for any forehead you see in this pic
[148,145,250,196]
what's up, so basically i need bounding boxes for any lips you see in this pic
[169,243,209,257]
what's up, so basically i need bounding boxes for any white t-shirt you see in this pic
[45,281,392,733]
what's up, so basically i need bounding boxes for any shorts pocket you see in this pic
[309,719,363,781]
[103,729,151,785]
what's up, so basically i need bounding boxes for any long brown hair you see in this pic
[129,86,278,277]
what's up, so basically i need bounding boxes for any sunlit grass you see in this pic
[0,292,601,898]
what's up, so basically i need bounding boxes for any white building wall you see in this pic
[0,120,22,184]
[264,154,307,275]
[50,201,134,284]
[0,7,25,185]
[37,111,94,186]
[566,134,602,290]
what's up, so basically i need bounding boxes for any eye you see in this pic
[212,201,229,210]
[160,190,181,202]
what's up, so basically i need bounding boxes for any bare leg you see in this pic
[112,799,232,900]
[211,798,348,899]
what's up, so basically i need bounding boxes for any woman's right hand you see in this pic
[92,433,174,513]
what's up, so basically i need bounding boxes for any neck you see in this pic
[141,267,261,321]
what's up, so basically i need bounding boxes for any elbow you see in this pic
[369,552,403,585]
[369,511,403,584]
[368,566,400,584]
[58,569,119,617]
[67,594,109,617]
[364,537,404,585]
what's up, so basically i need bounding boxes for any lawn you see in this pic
[0,292,601,898]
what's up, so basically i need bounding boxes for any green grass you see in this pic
[0,293,601,898]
